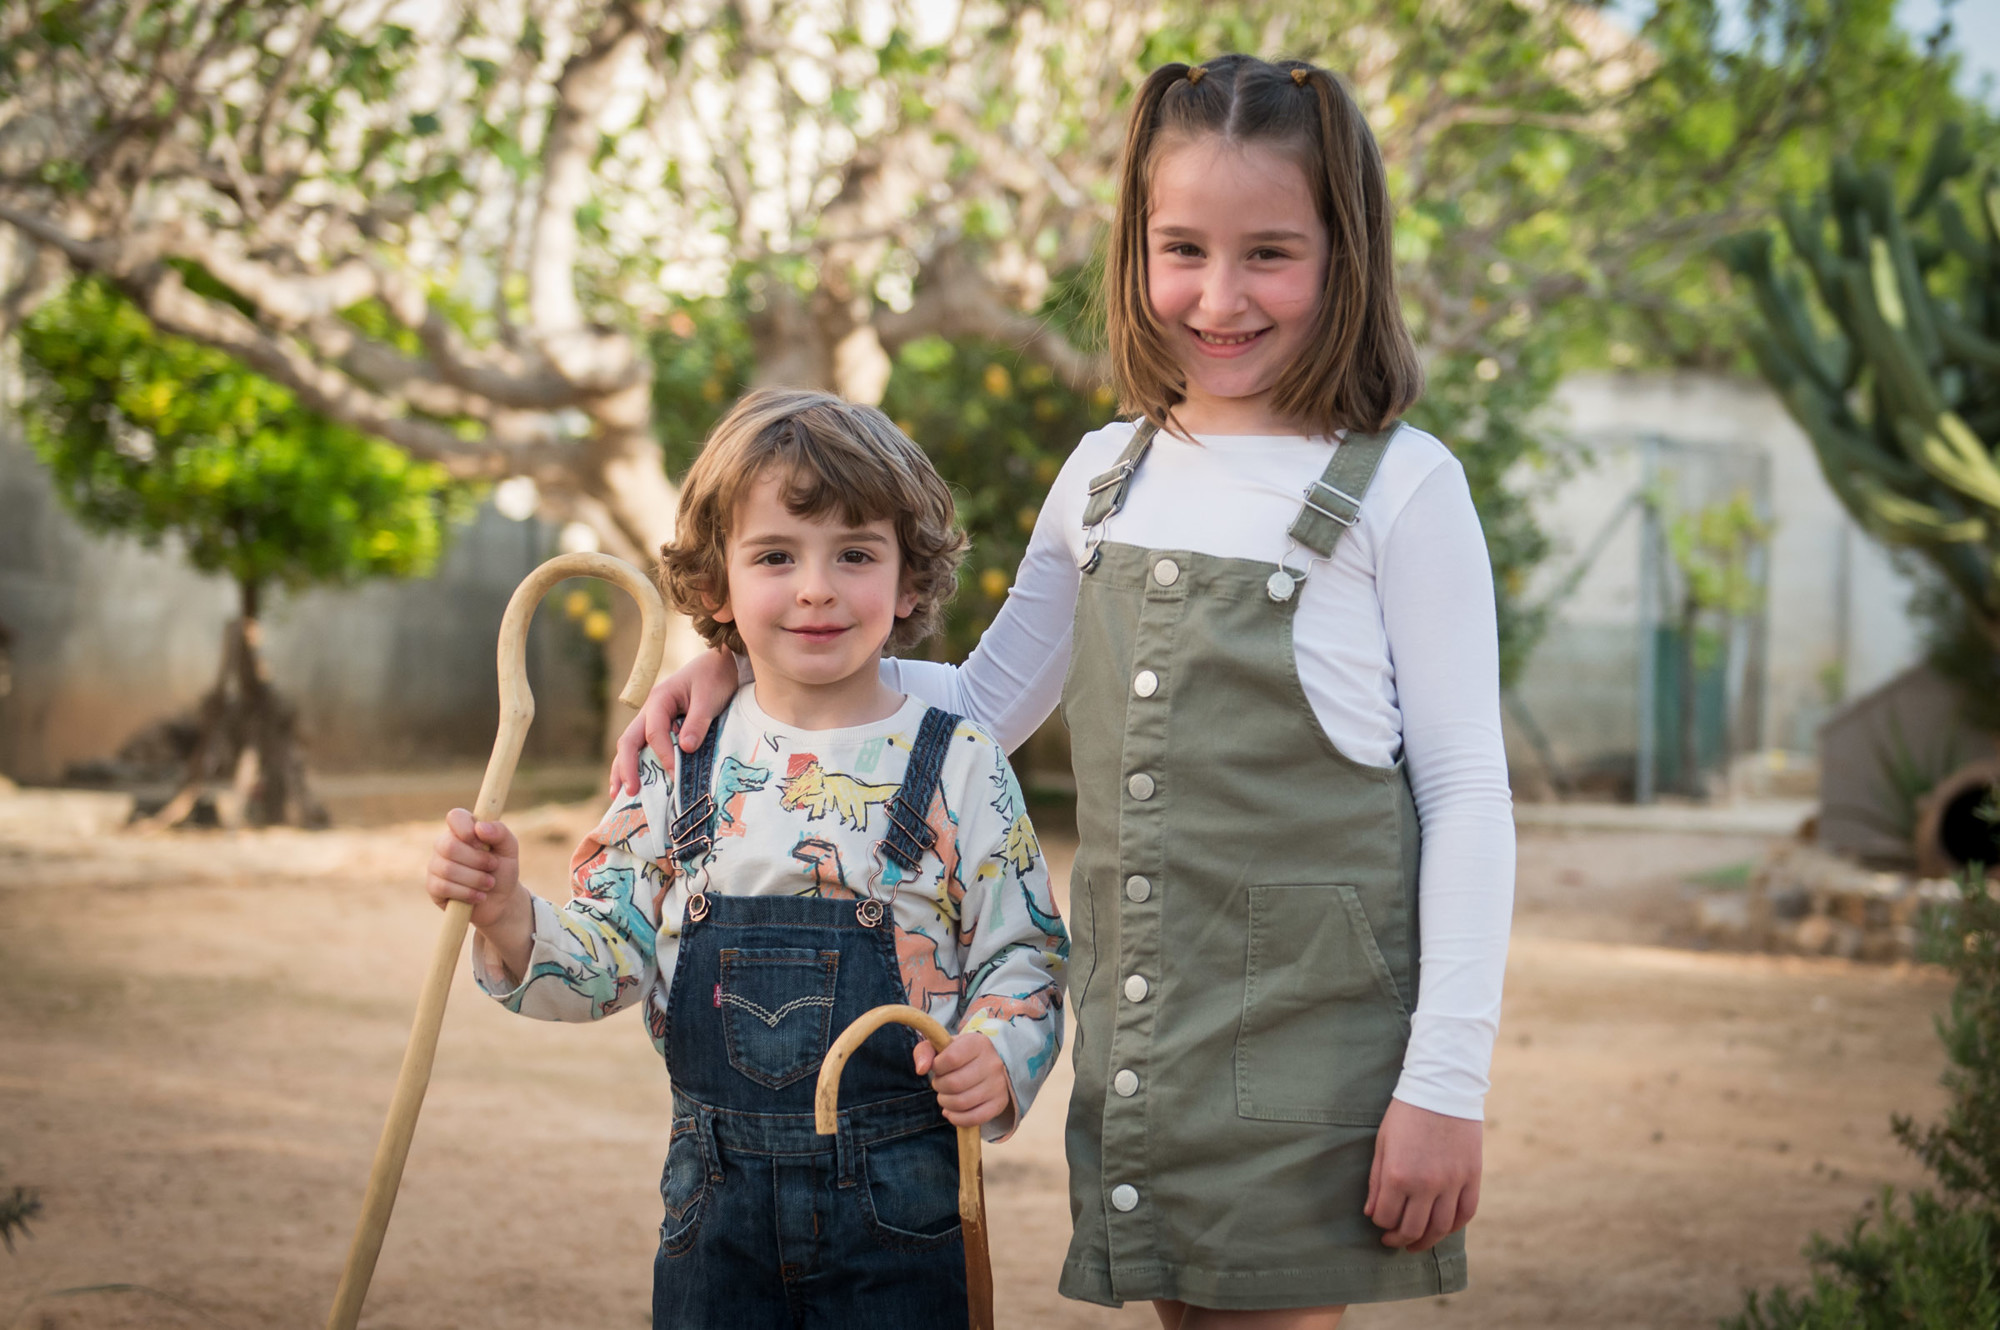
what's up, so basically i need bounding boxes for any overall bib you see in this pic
[652,705,970,1329]
[1058,421,1467,1309]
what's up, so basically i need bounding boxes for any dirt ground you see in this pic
[0,789,1954,1330]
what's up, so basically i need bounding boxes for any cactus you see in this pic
[1719,125,2000,652]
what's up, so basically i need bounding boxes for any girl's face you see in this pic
[1146,137,1328,434]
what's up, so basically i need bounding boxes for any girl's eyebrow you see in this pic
[1150,224,1309,243]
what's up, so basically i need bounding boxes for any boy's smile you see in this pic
[713,470,915,729]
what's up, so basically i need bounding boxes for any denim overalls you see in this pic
[651,703,971,1329]
[1057,421,1467,1309]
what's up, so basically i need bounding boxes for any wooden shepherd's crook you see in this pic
[327,552,668,1330]
[815,1004,994,1330]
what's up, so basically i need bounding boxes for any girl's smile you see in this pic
[1146,137,1328,433]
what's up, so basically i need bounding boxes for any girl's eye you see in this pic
[1165,242,1203,258]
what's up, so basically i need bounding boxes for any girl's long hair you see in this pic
[1105,55,1422,436]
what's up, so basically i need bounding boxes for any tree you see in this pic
[18,276,473,825]
[1721,123,2000,723]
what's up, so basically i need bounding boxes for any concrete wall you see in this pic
[1508,371,1925,791]
[0,420,605,783]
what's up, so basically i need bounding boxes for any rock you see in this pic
[1695,892,1751,941]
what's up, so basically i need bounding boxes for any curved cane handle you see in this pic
[329,553,669,1330]
[815,1004,993,1330]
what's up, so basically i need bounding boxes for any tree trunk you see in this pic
[146,579,327,830]
[1678,597,1702,799]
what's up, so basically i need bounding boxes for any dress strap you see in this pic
[880,707,962,872]
[668,700,733,866]
[1287,424,1399,558]
[1080,418,1162,530]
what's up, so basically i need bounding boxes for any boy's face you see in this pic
[713,469,918,699]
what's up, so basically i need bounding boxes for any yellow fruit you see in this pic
[980,568,1010,600]
[583,609,615,642]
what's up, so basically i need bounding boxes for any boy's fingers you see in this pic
[431,860,493,892]
[911,1043,935,1075]
[444,807,478,841]
[474,820,516,855]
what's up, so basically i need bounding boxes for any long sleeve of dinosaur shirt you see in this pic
[471,686,1070,1142]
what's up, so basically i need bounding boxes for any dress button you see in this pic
[1114,1069,1140,1097]
[1111,1183,1139,1212]
[1152,558,1180,587]
[1128,772,1155,800]
[1124,875,1152,903]
[1133,669,1159,698]
[1124,973,1149,1002]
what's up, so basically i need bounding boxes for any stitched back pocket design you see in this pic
[718,947,840,1090]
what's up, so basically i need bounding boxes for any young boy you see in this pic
[425,388,1068,1329]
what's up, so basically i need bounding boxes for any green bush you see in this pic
[1728,821,2000,1330]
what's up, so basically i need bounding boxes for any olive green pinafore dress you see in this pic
[1057,420,1468,1310]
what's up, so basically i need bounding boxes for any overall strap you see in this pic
[1080,418,1162,530]
[668,700,733,866]
[880,708,962,872]
[1287,424,1400,558]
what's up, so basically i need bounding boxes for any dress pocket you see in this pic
[657,1113,714,1258]
[1234,883,1411,1126]
[858,1123,963,1250]
[718,947,840,1090]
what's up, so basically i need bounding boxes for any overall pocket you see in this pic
[658,1112,714,1258]
[718,947,840,1090]
[858,1123,963,1250]
[1234,883,1411,1127]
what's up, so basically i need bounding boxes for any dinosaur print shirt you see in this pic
[472,685,1069,1141]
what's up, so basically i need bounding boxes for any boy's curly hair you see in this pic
[659,388,967,656]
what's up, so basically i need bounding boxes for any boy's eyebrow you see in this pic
[736,528,892,547]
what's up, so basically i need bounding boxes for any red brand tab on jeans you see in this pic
[713,982,722,1007]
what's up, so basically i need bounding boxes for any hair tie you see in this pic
[1186,65,1206,85]
[1291,68,1310,86]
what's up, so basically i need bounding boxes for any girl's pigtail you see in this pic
[1106,63,1198,430]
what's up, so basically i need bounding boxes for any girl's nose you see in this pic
[1201,261,1248,316]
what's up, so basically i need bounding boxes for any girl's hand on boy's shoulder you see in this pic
[426,807,527,932]
[1364,1098,1482,1253]
[914,1031,1012,1128]
[611,647,739,796]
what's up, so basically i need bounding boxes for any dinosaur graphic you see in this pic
[779,753,899,831]
[789,836,856,898]
[714,755,770,828]
[896,927,963,1014]
[1000,814,1041,876]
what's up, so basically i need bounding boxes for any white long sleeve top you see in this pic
[886,420,1515,1121]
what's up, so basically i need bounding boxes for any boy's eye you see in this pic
[753,550,792,566]
[837,548,877,564]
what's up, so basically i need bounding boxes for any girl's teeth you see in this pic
[1199,330,1259,345]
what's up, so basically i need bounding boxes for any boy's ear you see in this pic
[895,571,920,621]
[707,579,734,624]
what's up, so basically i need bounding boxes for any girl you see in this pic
[613,55,1513,1328]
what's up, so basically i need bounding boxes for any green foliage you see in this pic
[880,337,1119,658]
[1720,125,2000,666]
[1405,346,1561,687]
[1728,865,2000,1327]
[650,295,758,481]
[17,278,473,594]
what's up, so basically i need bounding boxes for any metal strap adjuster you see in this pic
[1302,478,1362,527]
[882,798,937,865]
[670,793,715,862]
[1087,462,1135,496]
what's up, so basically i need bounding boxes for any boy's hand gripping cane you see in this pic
[327,553,668,1330]
[816,1005,994,1330]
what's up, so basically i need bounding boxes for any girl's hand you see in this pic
[609,647,740,797]
[1364,1098,1483,1252]
[913,1032,1012,1127]
[426,808,534,979]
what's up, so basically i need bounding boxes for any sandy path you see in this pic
[0,801,1949,1329]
